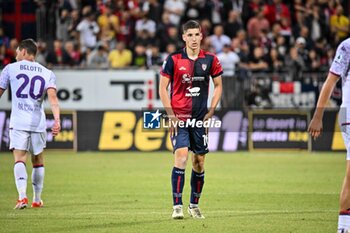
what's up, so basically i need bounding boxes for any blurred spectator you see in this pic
[330,4,349,45]
[306,49,321,72]
[295,36,309,64]
[142,0,162,23]
[135,14,156,38]
[56,9,72,42]
[217,44,240,77]
[97,4,120,49]
[132,44,147,68]
[36,41,48,66]
[206,0,223,25]
[305,5,325,42]
[116,11,133,45]
[76,10,100,53]
[199,18,212,39]
[133,29,153,47]
[3,39,18,66]
[108,41,132,68]
[223,0,244,21]
[248,46,269,72]
[242,0,263,25]
[267,47,284,73]
[160,25,184,51]
[0,27,10,48]
[146,45,163,67]
[164,0,185,26]
[87,44,109,68]
[67,10,80,41]
[285,46,305,81]
[224,10,243,39]
[46,40,64,67]
[209,24,231,53]
[0,44,5,66]
[263,0,291,26]
[63,41,80,66]
[217,44,241,108]
[161,43,176,61]
[182,0,201,22]
[247,8,270,39]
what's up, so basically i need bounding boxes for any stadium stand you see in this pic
[0,0,349,108]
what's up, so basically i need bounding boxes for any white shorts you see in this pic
[9,129,47,155]
[341,124,350,160]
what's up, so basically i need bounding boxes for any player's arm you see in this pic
[0,65,10,98]
[0,88,5,98]
[204,75,222,121]
[308,72,339,139]
[47,88,61,136]
[159,75,178,136]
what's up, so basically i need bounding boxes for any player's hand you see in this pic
[308,117,323,140]
[203,110,214,122]
[203,110,214,135]
[52,119,61,137]
[169,116,180,137]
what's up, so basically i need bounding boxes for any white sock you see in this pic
[338,215,350,230]
[189,203,198,208]
[32,166,45,203]
[14,162,27,200]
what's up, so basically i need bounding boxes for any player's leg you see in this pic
[188,126,208,219]
[171,128,190,219]
[31,153,44,207]
[338,127,350,232]
[10,129,30,209]
[30,132,46,208]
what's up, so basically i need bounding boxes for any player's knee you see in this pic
[31,155,43,165]
[192,159,204,171]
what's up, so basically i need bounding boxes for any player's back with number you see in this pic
[1,60,56,132]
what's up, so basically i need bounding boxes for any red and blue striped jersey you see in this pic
[160,48,223,120]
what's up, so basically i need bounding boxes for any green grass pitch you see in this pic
[0,151,345,233]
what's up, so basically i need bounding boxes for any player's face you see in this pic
[182,28,202,51]
[15,47,25,61]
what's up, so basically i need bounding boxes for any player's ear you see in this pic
[182,33,186,42]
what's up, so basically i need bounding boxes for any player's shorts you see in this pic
[341,124,350,160]
[171,126,208,154]
[9,129,47,155]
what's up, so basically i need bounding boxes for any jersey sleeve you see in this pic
[210,55,223,78]
[0,65,10,90]
[47,71,57,90]
[160,55,174,79]
[330,41,350,77]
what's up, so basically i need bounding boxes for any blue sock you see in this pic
[171,167,185,206]
[190,170,205,205]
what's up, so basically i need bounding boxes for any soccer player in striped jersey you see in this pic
[0,39,61,209]
[159,20,223,219]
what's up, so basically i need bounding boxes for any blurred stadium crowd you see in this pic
[0,0,349,107]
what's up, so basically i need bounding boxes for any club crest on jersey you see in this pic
[201,64,207,71]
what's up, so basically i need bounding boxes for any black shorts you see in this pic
[171,126,208,154]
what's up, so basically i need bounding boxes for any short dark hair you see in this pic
[18,39,37,56]
[182,20,201,34]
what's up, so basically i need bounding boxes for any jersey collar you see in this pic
[182,48,205,60]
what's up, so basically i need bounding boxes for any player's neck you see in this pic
[186,47,200,60]
[23,57,35,62]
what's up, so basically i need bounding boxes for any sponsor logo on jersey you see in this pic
[185,87,200,97]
